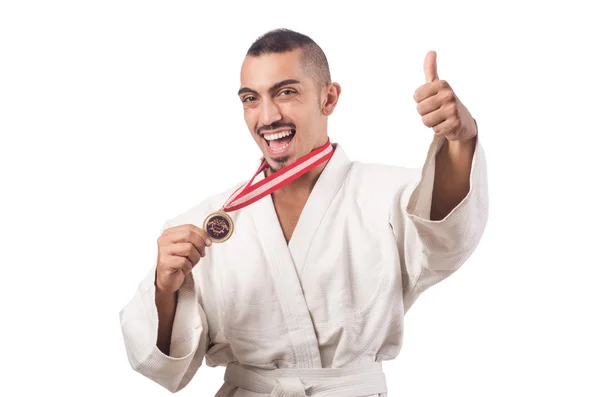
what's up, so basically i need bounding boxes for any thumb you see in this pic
[424,50,438,83]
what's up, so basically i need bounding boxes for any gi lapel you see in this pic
[251,187,322,368]
[288,144,352,276]
[248,144,352,369]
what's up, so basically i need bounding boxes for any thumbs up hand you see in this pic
[414,51,477,142]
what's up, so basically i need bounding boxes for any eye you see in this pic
[279,89,296,96]
[242,95,257,103]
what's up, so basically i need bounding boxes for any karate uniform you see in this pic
[119,134,489,396]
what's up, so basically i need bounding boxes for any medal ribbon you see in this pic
[220,139,334,212]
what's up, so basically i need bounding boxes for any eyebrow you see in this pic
[237,79,301,97]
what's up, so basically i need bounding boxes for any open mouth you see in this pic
[263,129,296,153]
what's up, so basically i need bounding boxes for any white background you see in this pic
[1,0,599,396]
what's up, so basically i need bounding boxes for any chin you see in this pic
[267,156,291,173]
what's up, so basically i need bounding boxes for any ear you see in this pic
[321,82,342,116]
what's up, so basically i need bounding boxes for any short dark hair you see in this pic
[246,28,331,87]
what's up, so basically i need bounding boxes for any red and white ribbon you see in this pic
[221,139,334,212]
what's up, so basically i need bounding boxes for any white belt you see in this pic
[222,361,388,397]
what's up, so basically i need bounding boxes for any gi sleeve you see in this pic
[391,132,489,311]
[119,221,209,393]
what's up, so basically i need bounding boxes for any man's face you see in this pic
[238,48,327,173]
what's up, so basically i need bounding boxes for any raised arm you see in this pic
[413,50,480,221]
[391,51,488,310]
[390,132,488,312]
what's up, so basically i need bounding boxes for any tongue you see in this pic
[270,135,293,151]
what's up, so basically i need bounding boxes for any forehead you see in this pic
[240,49,308,91]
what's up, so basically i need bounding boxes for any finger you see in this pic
[414,79,451,103]
[163,224,213,246]
[162,255,193,275]
[167,242,203,265]
[432,117,461,137]
[162,226,212,250]
[421,107,447,128]
[416,95,443,116]
[168,256,194,275]
[413,82,439,103]
[424,50,438,83]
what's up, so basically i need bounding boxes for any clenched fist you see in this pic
[414,51,477,142]
[155,224,212,294]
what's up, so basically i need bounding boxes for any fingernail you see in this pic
[206,239,212,246]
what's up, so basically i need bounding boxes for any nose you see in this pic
[259,98,282,127]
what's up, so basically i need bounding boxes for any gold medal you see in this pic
[203,210,234,243]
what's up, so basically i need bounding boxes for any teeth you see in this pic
[270,140,292,153]
[264,130,293,141]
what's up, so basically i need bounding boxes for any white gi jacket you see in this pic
[119,134,489,396]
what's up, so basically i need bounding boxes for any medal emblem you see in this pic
[203,211,234,243]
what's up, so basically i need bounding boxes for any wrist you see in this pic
[154,275,178,298]
[448,133,476,153]
[155,284,177,297]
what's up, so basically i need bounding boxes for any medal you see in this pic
[203,139,335,243]
[203,210,234,243]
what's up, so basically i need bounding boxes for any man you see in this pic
[119,28,488,396]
